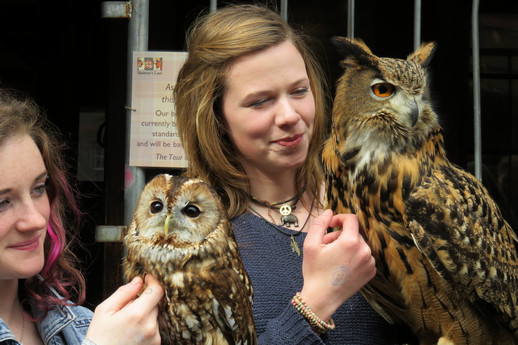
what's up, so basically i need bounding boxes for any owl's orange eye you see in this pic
[150,201,163,214]
[371,83,395,98]
[183,205,201,218]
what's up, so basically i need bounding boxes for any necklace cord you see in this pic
[249,201,314,256]
[250,194,299,209]
[249,186,307,209]
[19,314,25,344]
[249,200,314,236]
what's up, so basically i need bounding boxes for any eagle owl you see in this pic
[322,37,518,345]
[123,174,256,345]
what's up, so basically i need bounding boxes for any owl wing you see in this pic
[405,162,518,329]
[208,256,256,345]
[212,268,255,345]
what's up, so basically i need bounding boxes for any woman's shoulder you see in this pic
[66,304,94,320]
[38,303,92,327]
[37,303,92,344]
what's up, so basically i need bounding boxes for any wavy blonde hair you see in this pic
[174,4,329,219]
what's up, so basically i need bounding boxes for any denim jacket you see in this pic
[0,302,93,345]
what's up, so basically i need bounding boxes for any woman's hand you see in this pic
[300,209,375,322]
[85,275,164,345]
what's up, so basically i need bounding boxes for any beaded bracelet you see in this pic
[291,292,335,334]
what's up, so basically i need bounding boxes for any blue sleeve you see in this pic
[257,302,325,345]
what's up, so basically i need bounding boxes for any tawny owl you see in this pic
[322,37,518,345]
[123,174,256,345]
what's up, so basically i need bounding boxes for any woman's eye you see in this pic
[292,87,308,97]
[182,205,201,218]
[150,201,163,214]
[32,184,47,197]
[0,199,10,212]
[371,83,395,98]
[249,98,270,108]
[32,175,49,197]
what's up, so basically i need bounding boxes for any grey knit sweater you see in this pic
[231,212,397,345]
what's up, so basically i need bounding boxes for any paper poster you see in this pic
[129,51,188,167]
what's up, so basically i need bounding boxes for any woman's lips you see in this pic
[9,237,40,251]
[274,134,303,148]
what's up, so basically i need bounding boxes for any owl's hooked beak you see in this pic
[164,214,171,235]
[409,100,419,127]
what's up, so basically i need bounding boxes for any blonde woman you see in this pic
[175,4,397,344]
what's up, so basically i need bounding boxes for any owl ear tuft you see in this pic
[332,36,378,70]
[407,42,436,68]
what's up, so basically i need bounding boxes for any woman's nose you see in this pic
[275,98,300,127]
[16,199,48,232]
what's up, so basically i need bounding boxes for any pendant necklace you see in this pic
[249,200,314,256]
[249,187,306,227]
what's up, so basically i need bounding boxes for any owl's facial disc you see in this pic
[369,78,421,129]
[159,202,207,243]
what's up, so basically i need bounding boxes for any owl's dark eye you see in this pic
[150,201,163,214]
[372,83,395,98]
[183,204,201,218]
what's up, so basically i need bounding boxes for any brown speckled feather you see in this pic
[323,37,518,345]
[123,174,256,345]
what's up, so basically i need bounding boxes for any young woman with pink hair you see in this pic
[0,90,163,345]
